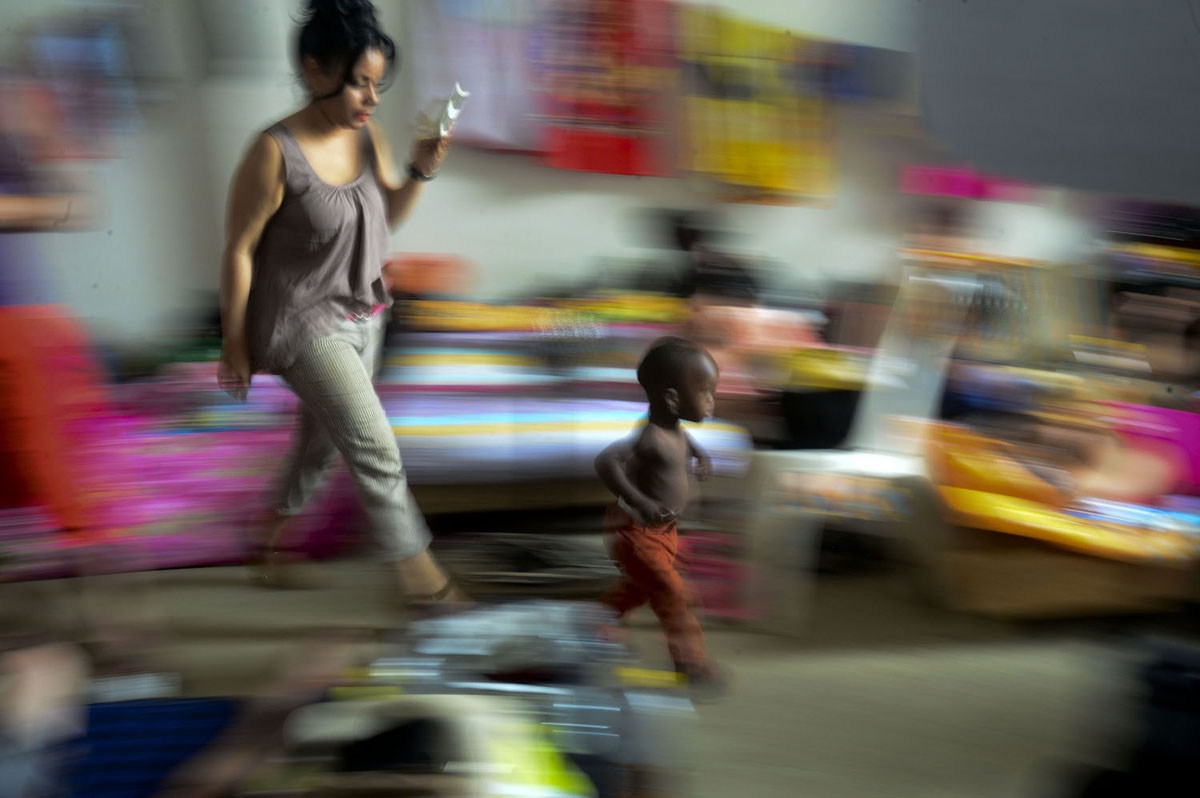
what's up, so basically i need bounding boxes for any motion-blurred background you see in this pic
[4,1,1200,797]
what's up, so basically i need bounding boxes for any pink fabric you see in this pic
[347,305,387,322]
[1102,402,1200,495]
[900,165,1035,202]
[2,362,365,580]
[677,530,750,621]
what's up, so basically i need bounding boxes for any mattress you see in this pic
[382,393,752,485]
[0,364,753,578]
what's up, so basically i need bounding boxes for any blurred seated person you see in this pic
[655,212,826,442]
[947,403,1183,506]
[633,209,760,301]
[1110,288,1200,384]
[0,639,89,797]
[671,209,759,304]
[903,201,979,253]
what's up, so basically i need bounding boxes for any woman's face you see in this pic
[304,47,387,130]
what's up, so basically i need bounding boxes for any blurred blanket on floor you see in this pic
[1,363,751,579]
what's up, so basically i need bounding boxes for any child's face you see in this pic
[676,354,719,423]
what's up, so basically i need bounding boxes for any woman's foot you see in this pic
[404,577,470,616]
[396,551,471,609]
[243,506,321,588]
[246,512,321,590]
[248,546,322,590]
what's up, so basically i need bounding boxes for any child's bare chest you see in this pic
[633,428,689,477]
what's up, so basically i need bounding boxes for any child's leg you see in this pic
[620,532,708,674]
[599,532,652,619]
[599,573,649,619]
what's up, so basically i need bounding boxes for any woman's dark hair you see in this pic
[296,0,397,99]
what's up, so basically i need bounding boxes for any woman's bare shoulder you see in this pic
[239,128,284,174]
[227,130,286,217]
[276,110,308,135]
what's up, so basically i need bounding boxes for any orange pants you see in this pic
[0,305,109,535]
[599,504,708,674]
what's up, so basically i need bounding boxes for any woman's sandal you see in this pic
[404,578,468,615]
[247,544,320,590]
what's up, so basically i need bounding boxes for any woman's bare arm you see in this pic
[0,81,95,232]
[220,133,285,347]
[0,167,96,232]
[366,121,440,231]
[0,195,81,231]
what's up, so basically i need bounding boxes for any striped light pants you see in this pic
[275,315,431,560]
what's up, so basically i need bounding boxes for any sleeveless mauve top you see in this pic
[245,122,391,374]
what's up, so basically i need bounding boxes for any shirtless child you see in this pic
[594,337,725,694]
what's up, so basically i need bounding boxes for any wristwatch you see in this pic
[407,162,435,182]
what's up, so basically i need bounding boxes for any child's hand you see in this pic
[633,497,678,526]
[654,506,680,524]
[694,453,713,482]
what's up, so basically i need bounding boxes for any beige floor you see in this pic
[0,558,1144,798]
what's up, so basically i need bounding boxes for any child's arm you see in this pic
[595,437,672,523]
[685,431,713,481]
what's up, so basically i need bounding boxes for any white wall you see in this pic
[176,0,928,309]
[702,0,915,51]
[16,0,1095,343]
[970,194,1100,265]
[395,106,926,299]
[389,0,922,298]
[3,0,216,344]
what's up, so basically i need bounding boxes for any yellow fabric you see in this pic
[939,487,1195,565]
[407,294,687,331]
[616,666,685,689]
[1109,242,1200,267]
[387,352,537,367]
[931,426,1068,507]
[485,721,596,797]
[928,423,1197,565]
[779,348,869,391]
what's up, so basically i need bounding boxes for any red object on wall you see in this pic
[537,0,676,176]
[543,128,661,176]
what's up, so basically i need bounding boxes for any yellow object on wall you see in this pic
[677,7,835,202]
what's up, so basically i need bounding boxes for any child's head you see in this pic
[637,337,719,422]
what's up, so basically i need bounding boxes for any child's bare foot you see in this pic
[680,661,730,702]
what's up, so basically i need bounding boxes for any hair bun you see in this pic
[307,0,378,22]
[296,0,395,91]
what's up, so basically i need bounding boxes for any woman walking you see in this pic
[219,0,461,603]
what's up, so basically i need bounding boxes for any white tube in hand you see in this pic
[416,83,470,139]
